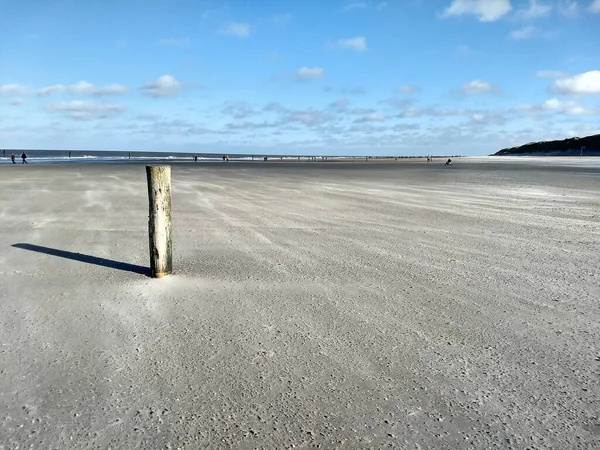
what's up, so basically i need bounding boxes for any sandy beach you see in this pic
[1,158,599,448]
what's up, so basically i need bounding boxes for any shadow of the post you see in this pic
[12,243,149,276]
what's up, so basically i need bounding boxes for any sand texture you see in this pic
[1,159,599,448]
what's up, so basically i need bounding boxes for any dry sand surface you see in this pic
[1,158,599,449]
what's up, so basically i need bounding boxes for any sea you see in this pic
[0,149,363,164]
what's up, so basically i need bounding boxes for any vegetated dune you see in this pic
[493,134,600,156]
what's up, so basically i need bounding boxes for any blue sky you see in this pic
[1,0,599,155]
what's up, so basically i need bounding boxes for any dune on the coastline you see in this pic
[493,133,600,156]
[1,160,599,448]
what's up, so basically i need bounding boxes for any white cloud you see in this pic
[350,108,376,114]
[442,0,512,22]
[142,75,183,97]
[46,101,124,120]
[287,110,333,125]
[136,113,162,121]
[565,124,600,137]
[509,25,555,39]
[219,22,251,37]
[339,36,367,52]
[536,70,568,79]
[342,86,365,95]
[0,84,27,95]
[343,2,368,11]
[398,108,423,118]
[509,25,535,39]
[516,0,551,19]
[460,79,498,94]
[564,105,595,115]
[327,36,367,52]
[296,67,324,81]
[514,98,596,115]
[541,98,565,110]
[379,97,416,109]
[10,98,24,106]
[132,119,213,136]
[222,101,254,118]
[393,123,420,132]
[67,81,96,94]
[226,121,249,130]
[590,0,600,12]
[397,84,421,93]
[559,0,580,18]
[429,108,470,116]
[348,123,388,134]
[67,81,128,96]
[354,113,387,123]
[226,120,267,130]
[551,70,600,95]
[263,101,287,113]
[158,38,189,46]
[37,84,65,96]
[98,84,128,95]
[329,99,349,109]
[513,103,534,112]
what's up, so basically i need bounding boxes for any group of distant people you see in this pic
[426,155,452,166]
[5,152,28,164]
[191,155,229,162]
[189,154,336,162]
[2,150,453,166]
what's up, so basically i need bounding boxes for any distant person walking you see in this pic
[21,152,28,164]
[445,158,452,166]
[11,153,16,164]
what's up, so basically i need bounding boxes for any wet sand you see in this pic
[1,158,599,448]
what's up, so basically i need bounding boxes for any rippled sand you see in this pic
[1,158,599,448]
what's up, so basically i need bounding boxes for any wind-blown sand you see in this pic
[1,158,599,448]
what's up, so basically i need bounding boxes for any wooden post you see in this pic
[146,166,172,278]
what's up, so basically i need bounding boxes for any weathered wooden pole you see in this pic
[146,165,172,278]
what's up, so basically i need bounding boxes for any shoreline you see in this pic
[3,155,600,171]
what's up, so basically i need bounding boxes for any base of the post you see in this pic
[153,271,171,278]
